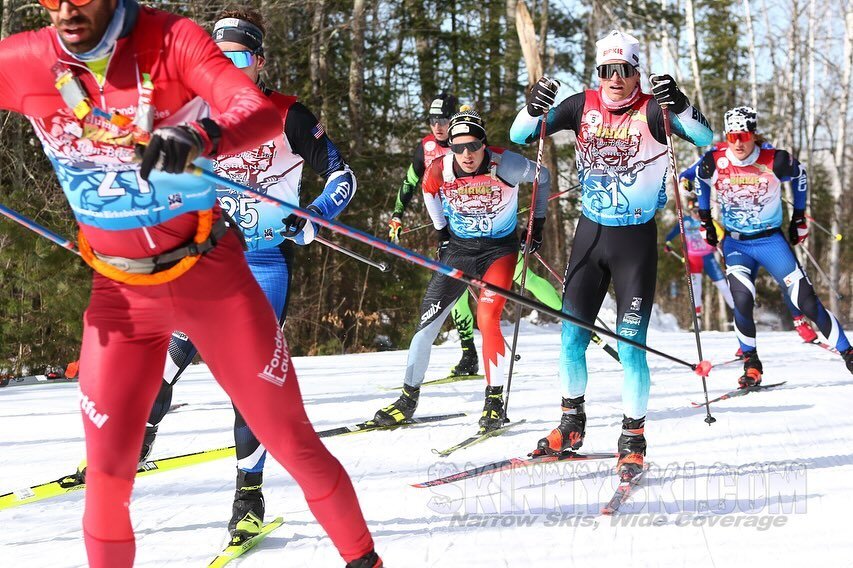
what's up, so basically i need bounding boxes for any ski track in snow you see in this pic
[2,324,852,567]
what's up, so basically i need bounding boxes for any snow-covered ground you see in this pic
[2,321,852,567]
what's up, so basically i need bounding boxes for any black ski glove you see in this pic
[526,76,560,117]
[789,209,809,245]
[137,125,204,180]
[436,226,451,259]
[650,74,689,114]
[698,209,718,247]
[281,205,322,238]
[520,217,545,254]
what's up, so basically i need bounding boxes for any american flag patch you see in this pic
[312,123,325,139]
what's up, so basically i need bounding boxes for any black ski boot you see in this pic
[228,470,265,543]
[373,384,420,425]
[346,550,383,568]
[139,425,158,465]
[534,396,586,456]
[843,347,853,374]
[450,339,479,376]
[617,415,646,481]
[478,385,506,433]
[738,351,763,388]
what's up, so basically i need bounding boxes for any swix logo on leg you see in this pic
[258,327,290,387]
[421,301,443,323]
[79,392,109,429]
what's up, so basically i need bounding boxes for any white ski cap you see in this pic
[724,106,758,132]
[595,30,641,67]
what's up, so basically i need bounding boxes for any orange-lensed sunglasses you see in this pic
[726,131,754,143]
[39,0,95,10]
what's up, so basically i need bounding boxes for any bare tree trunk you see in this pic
[538,0,549,65]
[488,0,503,105]
[516,1,542,83]
[348,0,366,152]
[406,0,436,106]
[502,0,521,114]
[582,0,600,89]
[1,0,14,40]
[660,0,671,73]
[830,3,852,314]
[742,0,758,110]
[684,0,706,111]
[760,0,782,118]
[310,0,328,117]
[515,0,563,264]
[806,0,817,169]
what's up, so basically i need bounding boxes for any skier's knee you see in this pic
[617,342,647,371]
[561,322,591,360]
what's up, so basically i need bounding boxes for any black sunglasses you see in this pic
[450,140,484,154]
[429,117,450,126]
[597,63,638,79]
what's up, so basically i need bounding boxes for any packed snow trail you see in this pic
[2,324,852,567]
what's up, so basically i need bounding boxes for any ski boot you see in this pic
[793,316,818,343]
[478,385,507,434]
[139,425,158,465]
[65,425,159,486]
[842,346,853,374]
[450,339,479,376]
[738,351,763,388]
[228,470,265,543]
[60,460,89,487]
[533,396,586,456]
[616,416,646,481]
[346,550,383,568]
[373,384,420,426]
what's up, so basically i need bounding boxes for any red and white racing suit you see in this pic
[0,5,374,566]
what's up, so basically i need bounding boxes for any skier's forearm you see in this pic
[670,106,714,148]
[310,166,357,219]
[393,165,420,217]
[788,162,809,211]
[696,178,713,210]
[422,191,446,230]
[510,107,541,144]
[664,225,680,242]
[532,166,551,217]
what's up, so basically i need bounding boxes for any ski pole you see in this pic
[532,251,621,363]
[466,286,521,361]
[502,110,551,421]
[666,248,685,263]
[399,183,580,237]
[314,234,390,272]
[662,106,715,424]
[0,203,79,256]
[781,197,843,241]
[191,166,709,373]
[800,245,843,301]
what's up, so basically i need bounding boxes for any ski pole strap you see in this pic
[77,209,221,285]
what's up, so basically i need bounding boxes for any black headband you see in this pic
[213,18,264,55]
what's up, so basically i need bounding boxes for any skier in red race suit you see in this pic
[0,1,380,567]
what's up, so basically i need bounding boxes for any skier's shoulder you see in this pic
[422,154,445,191]
[266,90,300,117]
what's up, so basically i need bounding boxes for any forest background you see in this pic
[0,0,850,373]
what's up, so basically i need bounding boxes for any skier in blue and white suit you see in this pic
[696,106,853,386]
[139,10,357,540]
